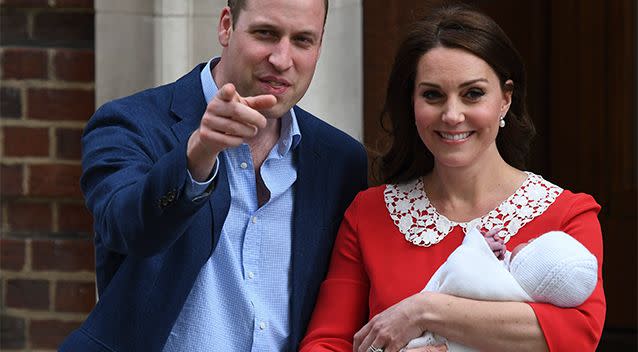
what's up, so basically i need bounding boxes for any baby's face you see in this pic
[510,238,536,262]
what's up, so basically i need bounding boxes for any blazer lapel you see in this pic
[169,63,230,258]
[170,63,208,144]
[290,108,330,346]
[293,125,327,269]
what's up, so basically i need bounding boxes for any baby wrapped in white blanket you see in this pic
[403,228,598,352]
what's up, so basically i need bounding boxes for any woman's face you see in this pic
[413,47,512,169]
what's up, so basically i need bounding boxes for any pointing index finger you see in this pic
[217,83,239,103]
[242,94,277,112]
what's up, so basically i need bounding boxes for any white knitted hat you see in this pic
[509,231,598,307]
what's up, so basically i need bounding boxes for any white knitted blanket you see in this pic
[403,228,531,352]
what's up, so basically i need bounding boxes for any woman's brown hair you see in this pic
[378,4,535,184]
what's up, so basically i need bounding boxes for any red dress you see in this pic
[300,175,605,352]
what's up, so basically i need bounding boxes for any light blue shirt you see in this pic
[163,58,301,351]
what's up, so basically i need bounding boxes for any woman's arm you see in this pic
[422,292,547,351]
[300,194,371,351]
[527,193,606,351]
[354,192,605,352]
[353,292,546,352]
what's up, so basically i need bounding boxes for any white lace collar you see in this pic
[383,172,563,247]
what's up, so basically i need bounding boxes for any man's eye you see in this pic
[292,36,315,48]
[255,30,275,38]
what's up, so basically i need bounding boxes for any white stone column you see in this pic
[95,0,363,140]
[95,0,155,105]
[298,0,363,140]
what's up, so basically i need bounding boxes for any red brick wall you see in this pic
[0,1,95,350]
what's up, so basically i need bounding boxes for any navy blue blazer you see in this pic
[60,64,368,351]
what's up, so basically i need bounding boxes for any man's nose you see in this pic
[268,39,293,71]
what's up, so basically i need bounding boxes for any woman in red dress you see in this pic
[300,4,605,352]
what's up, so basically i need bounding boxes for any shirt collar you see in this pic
[200,58,301,156]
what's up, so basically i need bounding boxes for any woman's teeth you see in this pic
[439,132,471,140]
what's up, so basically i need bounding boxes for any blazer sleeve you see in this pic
[528,193,606,351]
[81,100,210,257]
[299,193,371,351]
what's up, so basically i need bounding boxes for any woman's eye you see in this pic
[465,89,485,100]
[422,90,443,100]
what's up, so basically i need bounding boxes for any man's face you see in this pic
[215,0,325,119]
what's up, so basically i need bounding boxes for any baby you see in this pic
[487,229,598,307]
[404,228,598,351]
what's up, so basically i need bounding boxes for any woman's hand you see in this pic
[353,293,429,352]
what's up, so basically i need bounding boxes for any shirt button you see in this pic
[259,321,267,330]
[248,271,255,279]
[240,162,248,169]
[251,216,257,224]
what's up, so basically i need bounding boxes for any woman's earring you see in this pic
[499,115,506,128]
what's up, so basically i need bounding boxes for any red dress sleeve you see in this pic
[528,193,606,351]
[299,193,370,351]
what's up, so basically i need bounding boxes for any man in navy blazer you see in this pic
[60,0,367,350]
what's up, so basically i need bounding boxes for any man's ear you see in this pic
[218,7,233,47]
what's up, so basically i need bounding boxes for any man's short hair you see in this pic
[227,0,329,28]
